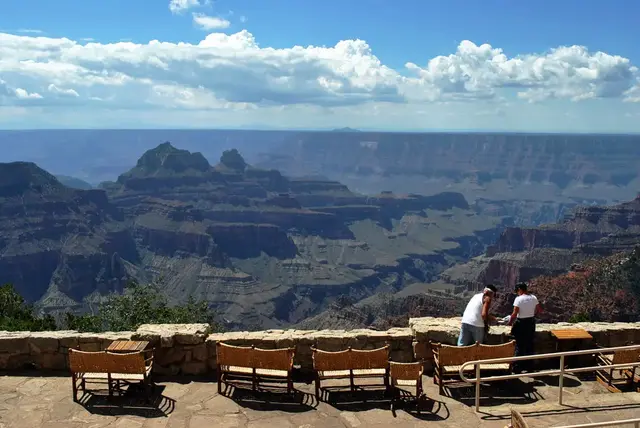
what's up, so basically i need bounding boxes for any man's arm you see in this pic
[508,306,519,326]
[482,296,496,323]
[535,303,543,316]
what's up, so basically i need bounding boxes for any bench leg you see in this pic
[315,376,321,400]
[144,378,152,403]
[216,365,222,394]
[287,375,293,394]
[71,374,78,402]
[349,370,355,392]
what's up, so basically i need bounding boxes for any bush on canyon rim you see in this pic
[530,246,640,323]
[0,284,57,331]
[65,280,218,333]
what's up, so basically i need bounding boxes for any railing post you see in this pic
[475,362,480,412]
[559,354,565,406]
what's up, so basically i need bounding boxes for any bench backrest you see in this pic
[216,343,254,368]
[312,346,390,371]
[434,341,516,366]
[312,349,352,372]
[437,343,478,366]
[611,348,640,365]
[216,342,295,371]
[350,347,389,370]
[68,349,146,374]
[252,347,295,371]
[477,341,516,361]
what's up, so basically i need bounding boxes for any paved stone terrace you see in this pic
[0,373,639,427]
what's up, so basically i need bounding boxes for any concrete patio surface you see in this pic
[0,373,639,427]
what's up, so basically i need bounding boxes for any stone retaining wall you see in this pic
[1,318,639,376]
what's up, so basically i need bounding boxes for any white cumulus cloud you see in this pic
[192,13,231,30]
[48,84,79,97]
[169,0,201,14]
[0,31,638,116]
[14,87,42,99]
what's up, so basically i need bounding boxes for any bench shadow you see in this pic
[391,390,451,422]
[443,379,543,408]
[77,383,175,418]
[220,382,317,413]
[321,386,391,411]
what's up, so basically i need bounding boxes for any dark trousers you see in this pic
[512,317,536,372]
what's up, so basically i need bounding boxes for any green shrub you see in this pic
[0,284,57,331]
[568,312,591,323]
[65,280,218,332]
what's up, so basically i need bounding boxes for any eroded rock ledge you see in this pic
[1,318,639,376]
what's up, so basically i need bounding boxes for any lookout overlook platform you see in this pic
[1,370,640,427]
[1,318,639,427]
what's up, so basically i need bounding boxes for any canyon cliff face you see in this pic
[257,132,640,197]
[0,162,136,309]
[0,144,507,330]
[257,132,640,226]
[438,196,640,296]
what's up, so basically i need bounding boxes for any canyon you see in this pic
[0,143,506,330]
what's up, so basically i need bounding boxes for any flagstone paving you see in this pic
[0,373,639,427]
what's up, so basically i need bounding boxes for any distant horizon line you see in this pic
[2,128,640,136]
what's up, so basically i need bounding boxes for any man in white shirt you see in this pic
[458,284,497,346]
[508,282,542,373]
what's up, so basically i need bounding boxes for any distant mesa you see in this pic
[219,148,247,171]
[0,161,67,197]
[55,175,93,190]
[132,142,211,176]
[331,127,361,133]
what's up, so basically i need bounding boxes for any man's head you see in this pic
[483,284,497,296]
[515,282,528,296]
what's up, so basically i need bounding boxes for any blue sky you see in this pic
[1,0,639,132]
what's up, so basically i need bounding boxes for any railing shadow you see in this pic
[444,379,543,408]
[220,382,317,413]
[480,403,640,421]
[77,383,175,418]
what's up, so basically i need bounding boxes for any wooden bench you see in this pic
[311,345,390,399]
[506,409,530,428]
[596,347,640,393]
[216,342,295,394]
[431,340,515,394]
[68,348,154,402]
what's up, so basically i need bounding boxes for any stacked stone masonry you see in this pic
[1,318,639,376]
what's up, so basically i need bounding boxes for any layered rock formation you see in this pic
[257,131,640,225]
[258,132,640,198]
[104,144,505,329]
[0,144,507,330]
[0,162,135,309]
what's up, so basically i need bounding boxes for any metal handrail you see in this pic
[456,344,640,412]
[553,418,640,428]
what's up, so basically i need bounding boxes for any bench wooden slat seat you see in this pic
[68,349,154,402]
[311,346,390,399]
[216,342,295,394]
[431,340,516,395]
